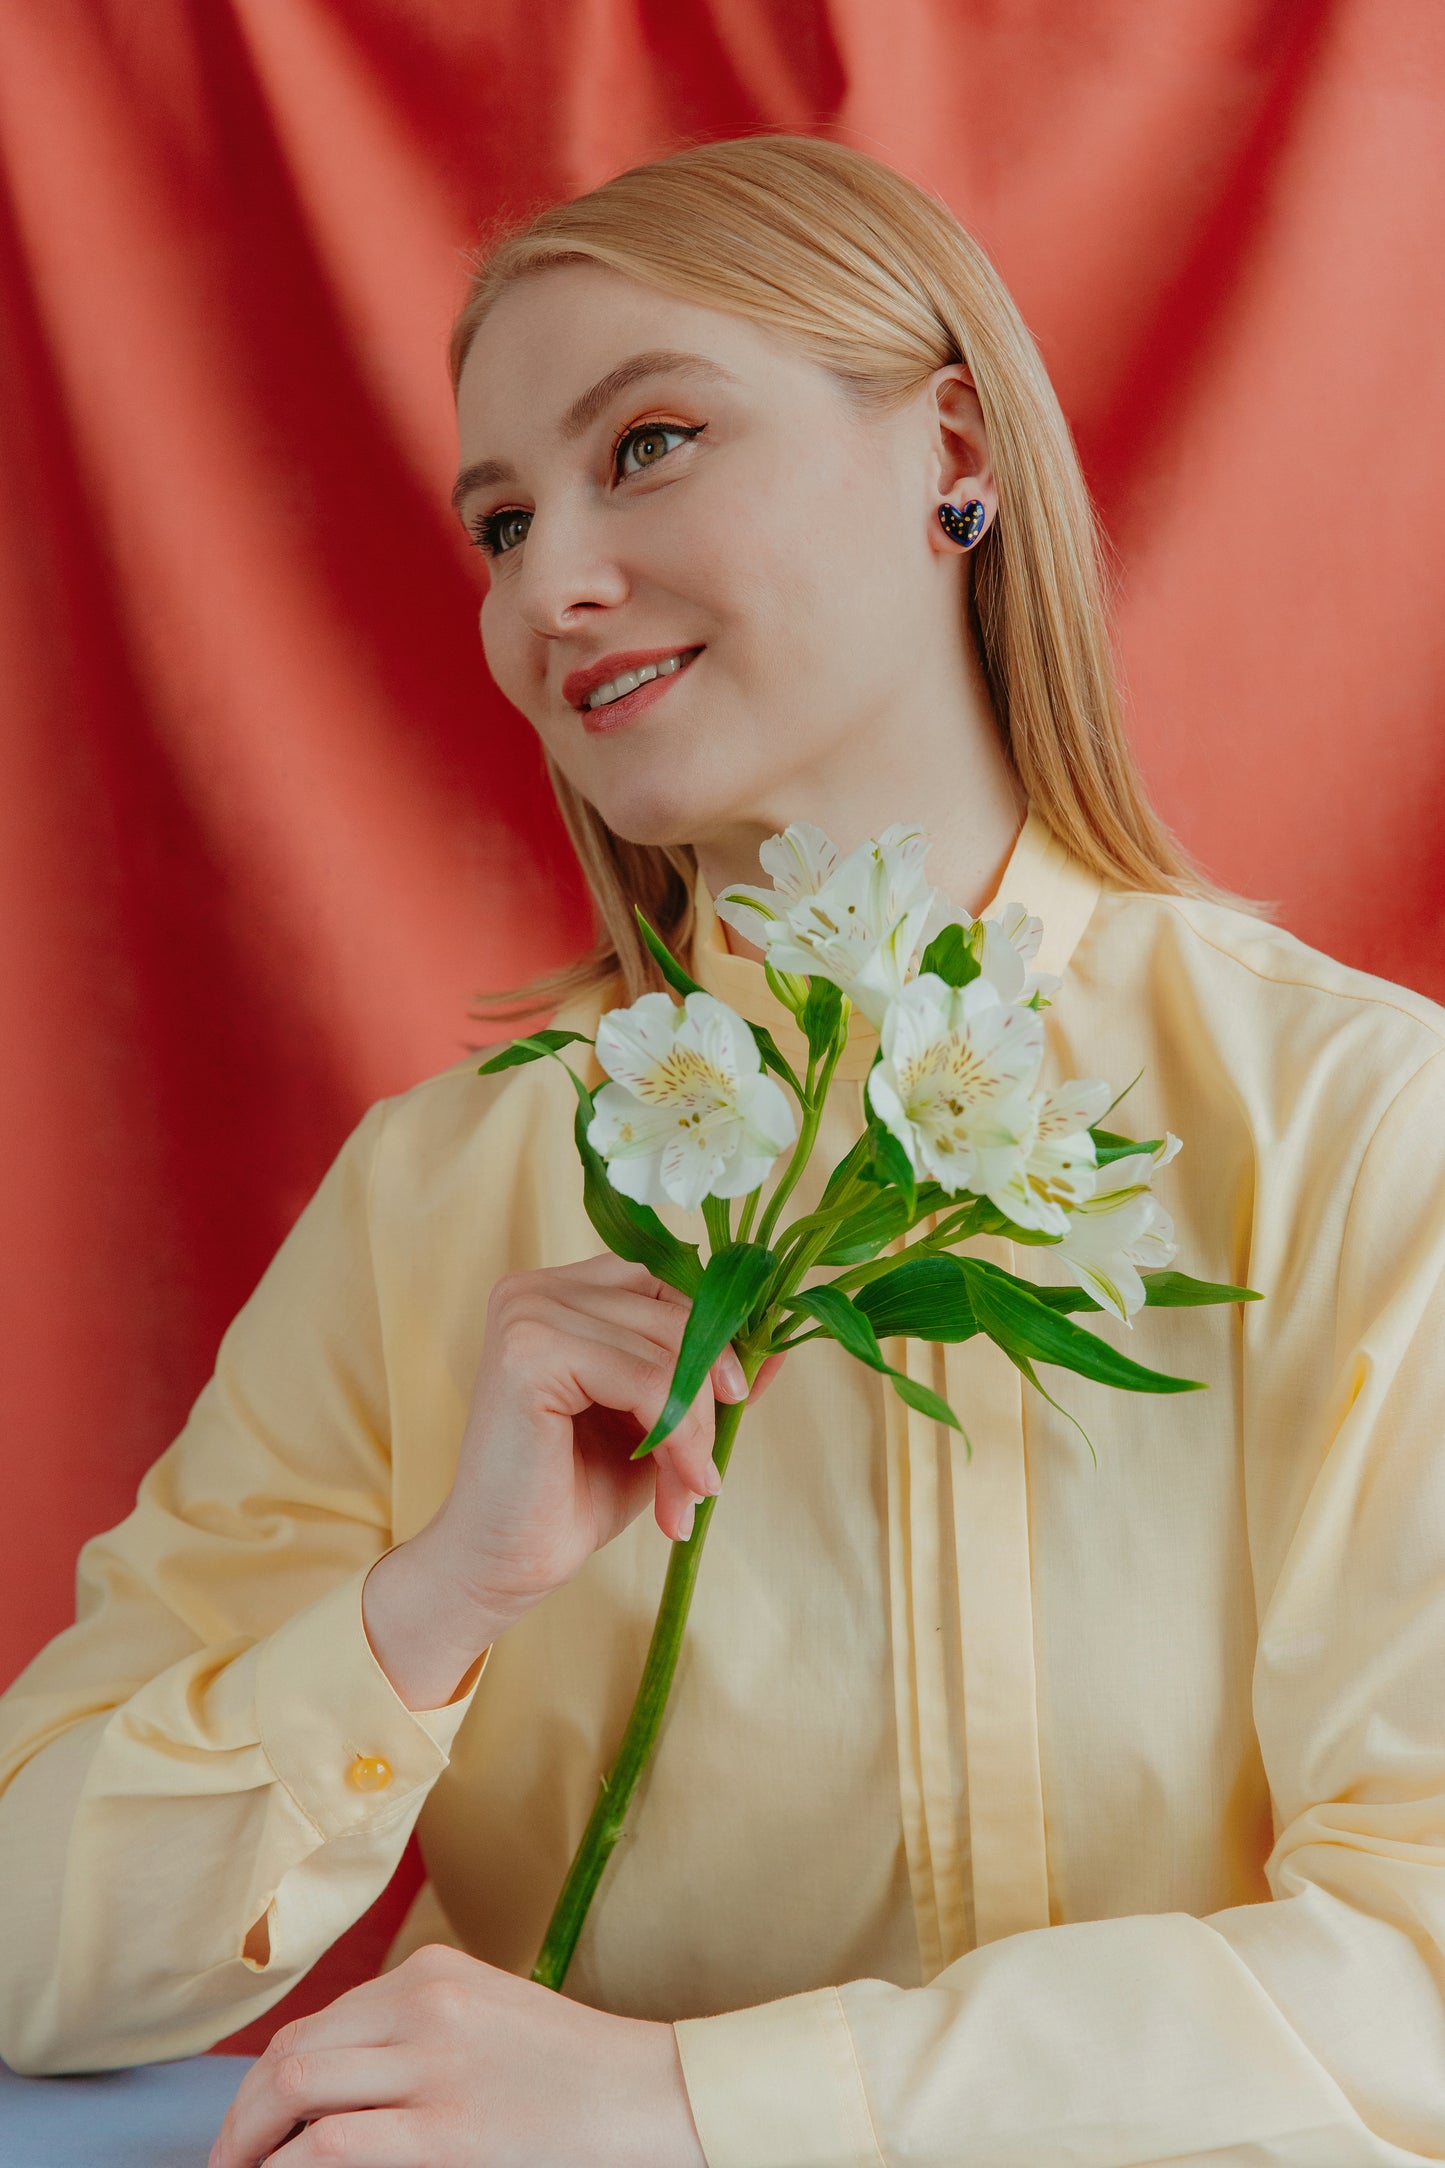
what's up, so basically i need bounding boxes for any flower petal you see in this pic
[594,992,686,1095]
[759,823,839,899]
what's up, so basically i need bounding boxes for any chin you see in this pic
[592,786,711,851]
[571,750,742,854]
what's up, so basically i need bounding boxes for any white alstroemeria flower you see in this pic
[976,901,1062,1006]
[866,972,1045,1196]
[918,896,1061,1008]
[1055,1134,1184,1324]
[986,1077,1114,1235]
[715,821,943,1027]
[586,990,797,1212]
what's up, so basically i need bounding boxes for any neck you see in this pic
[693,646,1028,964]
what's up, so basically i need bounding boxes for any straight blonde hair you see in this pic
[450,134,1264,1024]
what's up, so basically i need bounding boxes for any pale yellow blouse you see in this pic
[5,807,1445,2164]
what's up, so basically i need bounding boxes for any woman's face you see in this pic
[453,264,991,860]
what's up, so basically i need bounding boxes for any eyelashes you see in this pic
[467,418,706,558]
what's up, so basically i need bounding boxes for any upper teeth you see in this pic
[585,651,693,709]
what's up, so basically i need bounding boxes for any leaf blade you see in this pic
[476,1027,595,1075]
[786,1281,963,1432]
[960,1258,1205,1395]
[633,1241,778,1455]
[851,1254,980,1343]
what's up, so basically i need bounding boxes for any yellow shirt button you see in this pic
[347,1754,393,1792]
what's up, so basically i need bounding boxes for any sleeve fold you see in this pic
[0,1096,489,2075]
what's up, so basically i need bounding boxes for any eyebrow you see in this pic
[450,349,737,513]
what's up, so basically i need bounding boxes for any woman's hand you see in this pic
[392,1253,784,1665]
[206,1942,708,2167]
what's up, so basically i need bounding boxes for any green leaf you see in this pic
[998,1267,1263,1314]
[561,1065,703,1299]
[801,975,844,1065]
[998,1280,1101,1314]
[476,1027,595,1075]
[918,921,981,988]
[812,1194,914,1265]
[1090,1132,1165,1167]
[636,908,704,999]
[820,1129,875,1209]
[960,1258,1205,1394]
[860,1120,918,1219]
[749,1022,806,1102]
[1138,1269,1263,1307]
[852,1255,980,1343]
[785,1281,963,1433]
[633,1242,778,1455]
[812,1172,956,1265]
[961,1199,1066,1247]
[996,1345,1098,1467]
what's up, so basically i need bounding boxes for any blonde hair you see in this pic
[450,134,1265,1025]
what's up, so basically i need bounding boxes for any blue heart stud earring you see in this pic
[937,498,988,549]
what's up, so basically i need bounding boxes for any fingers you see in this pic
[534,1282,750,1405]
[521,1264,751,1413]
[653,1447,717,1543]
[255,2106,424,2165]
[209,2042,411,2167]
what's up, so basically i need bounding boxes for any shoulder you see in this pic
[361,980,617,1219]
[1090,884,1445,1117]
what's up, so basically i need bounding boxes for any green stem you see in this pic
[701,1192,733,1256]
[735,1186,761,1245]
[768,1217,846,1312]
[823,1206,981,1297]
[765,1323,829,1353]
[755,1033,844,1253]
[530,1352,763,1993]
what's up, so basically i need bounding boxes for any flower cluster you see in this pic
[583,823,1179,1322]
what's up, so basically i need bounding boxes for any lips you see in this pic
[562,645,702,711]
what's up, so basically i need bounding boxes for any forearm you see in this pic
[0,1563,478,2074]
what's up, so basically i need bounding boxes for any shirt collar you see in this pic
[686,803,1105,1084]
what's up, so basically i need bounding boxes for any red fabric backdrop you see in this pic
[1,0,1441,2053]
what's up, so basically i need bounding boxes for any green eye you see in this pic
[468,420,704,558]
[616,422,703,477]
[471,506,532,557]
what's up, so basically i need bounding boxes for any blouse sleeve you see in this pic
[673,1047,1445,2166]
[0,1096,490,2077]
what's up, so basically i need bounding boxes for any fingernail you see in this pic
[676,1501,696,1542]
[721,1351,747,1399]
[701,1462,724,1496]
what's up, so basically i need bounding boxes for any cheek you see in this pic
[691,461,904,696]
[478,593,532,705]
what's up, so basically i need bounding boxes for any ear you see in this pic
[926,363,997,553]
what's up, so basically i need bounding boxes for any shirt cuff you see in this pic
[255,1560,491,1842]
[673,1984,884,2168]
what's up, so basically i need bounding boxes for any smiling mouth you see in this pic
[581,647,703,711]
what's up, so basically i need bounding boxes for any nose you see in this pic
[512,502,629,639]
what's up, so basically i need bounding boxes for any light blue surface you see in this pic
[0,2052,256,2166]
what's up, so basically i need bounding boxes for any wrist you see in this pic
[631,2020,709,2168]
[361,1533,517,1713]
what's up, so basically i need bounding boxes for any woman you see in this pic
[3,134,1444,2165]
